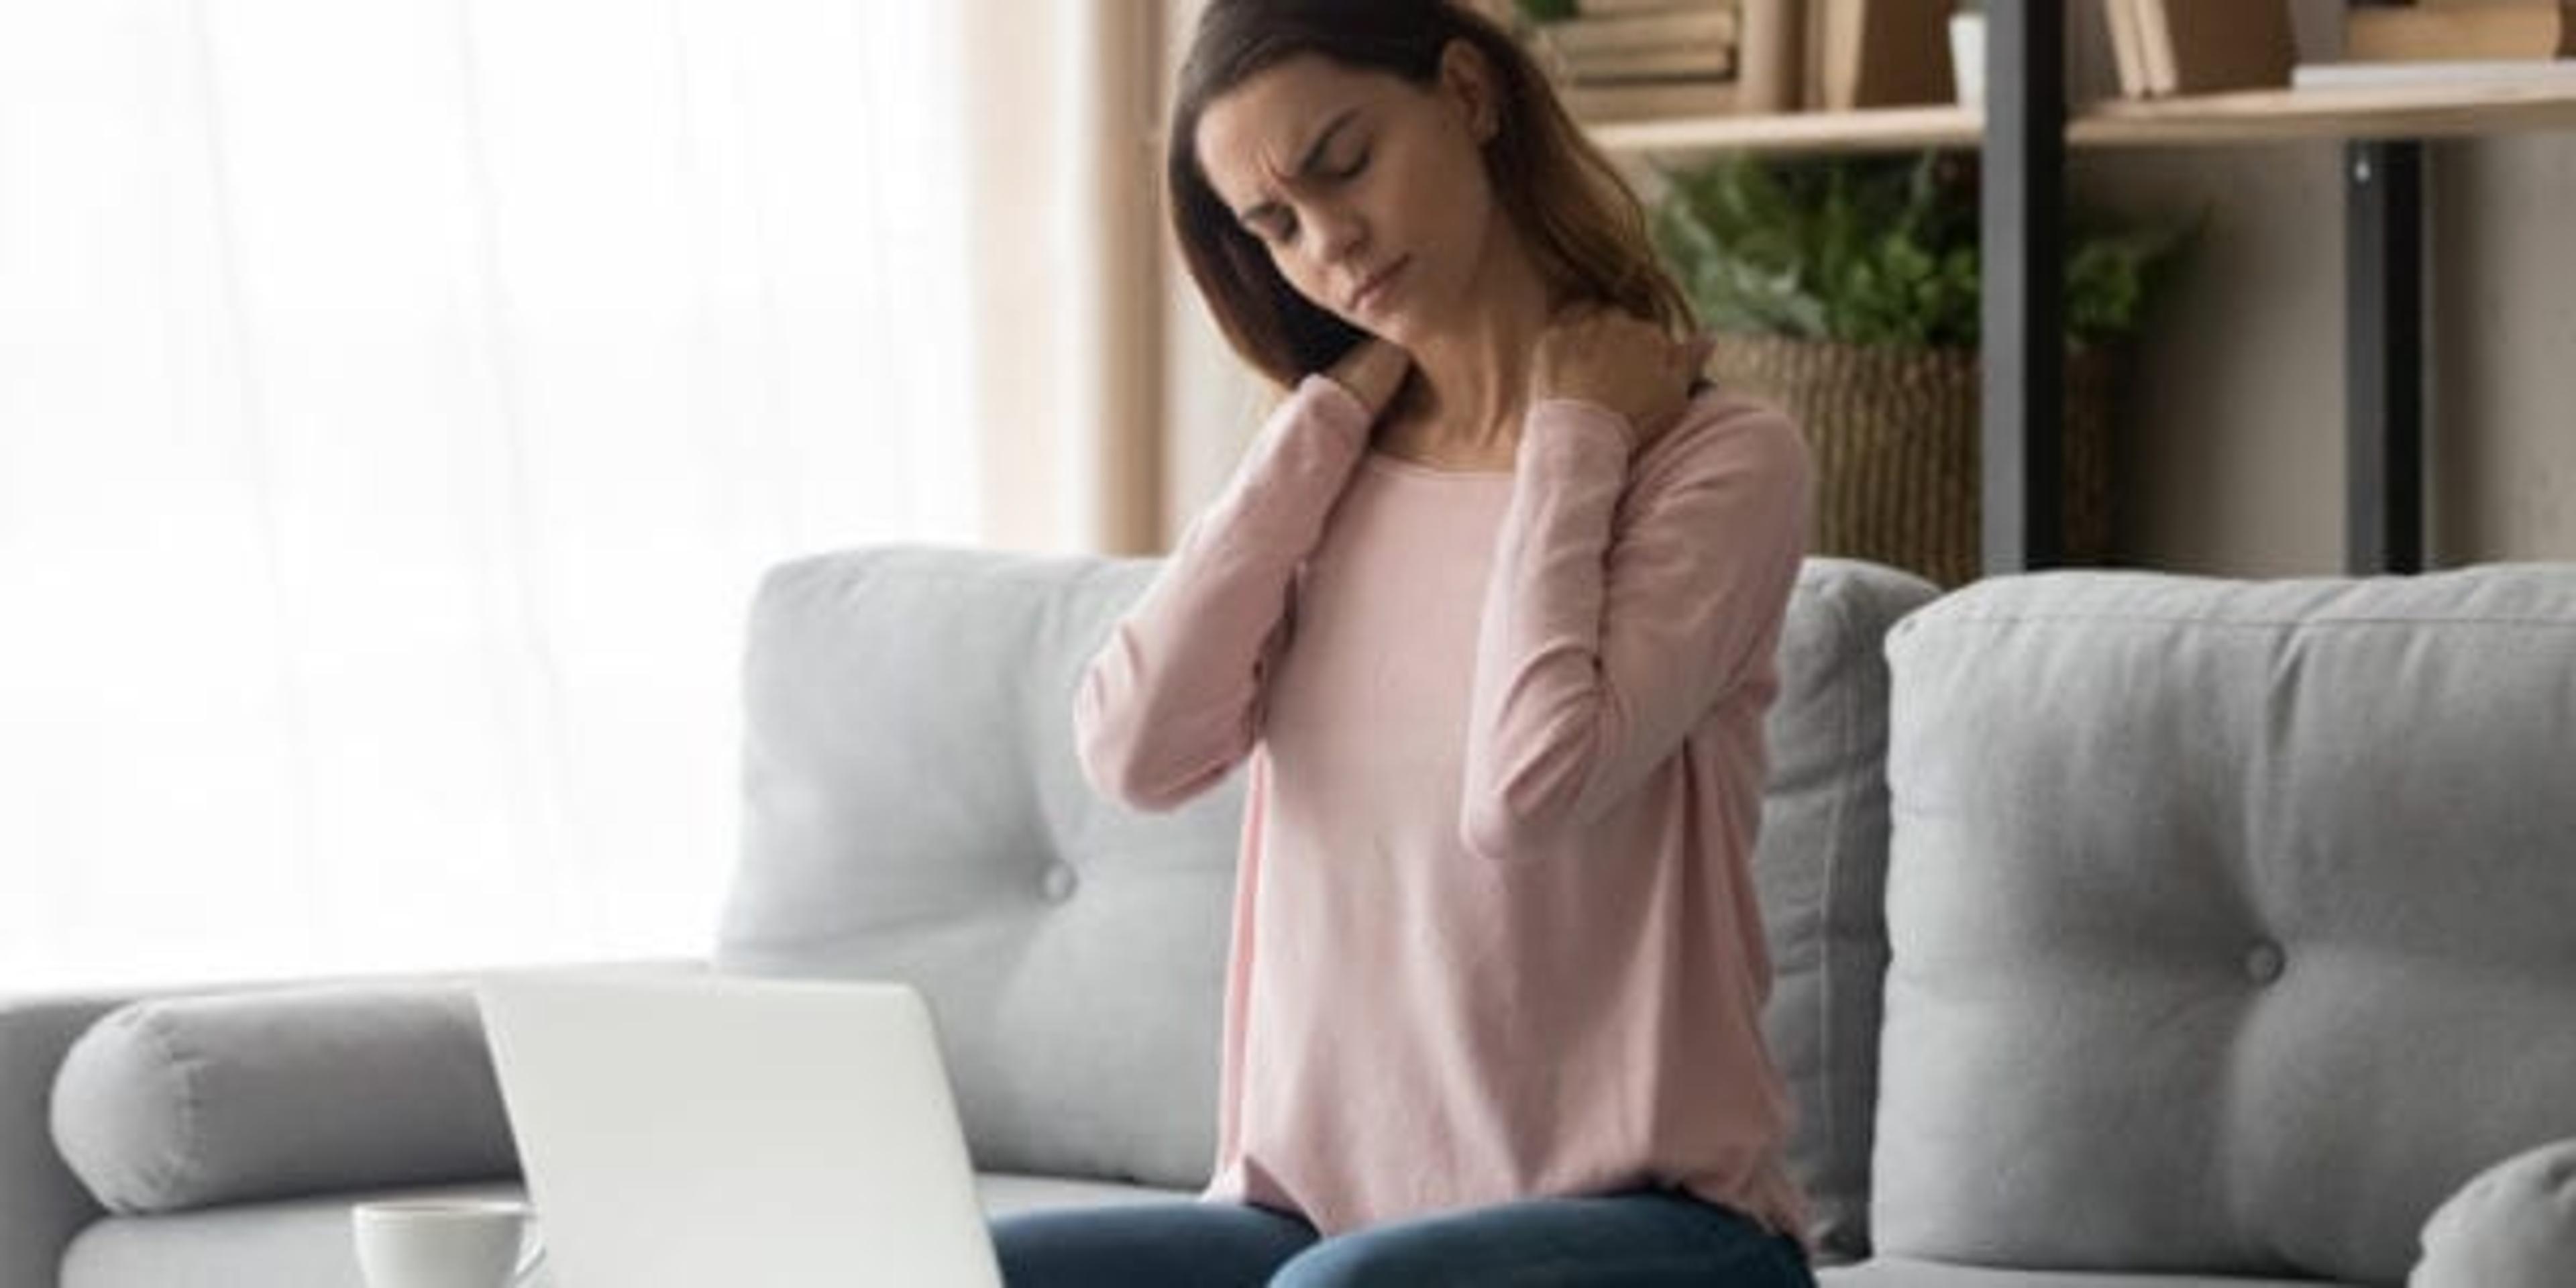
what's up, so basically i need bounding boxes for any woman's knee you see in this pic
[1267,1236,1407,1288]
[991,1201,1316,1288]
[1265,1193,1814,1288]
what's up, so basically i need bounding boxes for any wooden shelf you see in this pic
[1590,105,1978,156]
[1590,77,2576,157]
[2078,78,2576,147]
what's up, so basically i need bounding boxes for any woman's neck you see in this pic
[1379,232,1566,467]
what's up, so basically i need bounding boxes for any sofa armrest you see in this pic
[2413,1137,2576,1288]
[1,959,702,1287]
[1,991,134,1288]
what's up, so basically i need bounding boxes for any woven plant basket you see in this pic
[1707,333,2116,588]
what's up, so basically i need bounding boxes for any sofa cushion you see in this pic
[0,992,130,1288]
[58,1173,1183,1288]
[61,1181,528,1288]
[717,547,1242,1191]
[1755,557,1940,1260]
[716,545,1935,1228]
[50,985,515,1214]
[1873,566,2576,1284]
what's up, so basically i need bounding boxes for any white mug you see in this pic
[351,1199,547,1288]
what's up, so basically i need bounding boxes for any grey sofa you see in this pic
[5,546,2573,1288]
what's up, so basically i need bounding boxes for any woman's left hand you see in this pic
[1527,305,1716,451]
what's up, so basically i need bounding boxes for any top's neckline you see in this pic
[1359,450,1514,482]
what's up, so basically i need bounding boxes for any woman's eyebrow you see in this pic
[1234,107,1362,231]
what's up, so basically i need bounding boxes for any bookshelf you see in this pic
[1587,3,2576,576]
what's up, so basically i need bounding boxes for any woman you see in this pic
[1011,1,1817,1284]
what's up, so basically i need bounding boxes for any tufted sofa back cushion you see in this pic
[716,547,1234,1189]
[1753,557,1938,1259]
[1871,565,2576,1284]
[715,545,1934,1206]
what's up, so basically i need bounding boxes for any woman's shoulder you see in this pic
[1641,380,1810,488]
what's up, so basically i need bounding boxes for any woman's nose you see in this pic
[1305,203,1366,262]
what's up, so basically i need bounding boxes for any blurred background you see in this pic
[0,0,1236,989]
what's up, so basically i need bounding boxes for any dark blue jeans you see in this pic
[989,1188,1815,1287]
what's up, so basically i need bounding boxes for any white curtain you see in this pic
[0,0,1004,989]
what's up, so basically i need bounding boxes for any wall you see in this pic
[2424,133,2576,566]
[2074,133,2576,576]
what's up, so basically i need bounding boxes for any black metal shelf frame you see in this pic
[1978,0,2426,577]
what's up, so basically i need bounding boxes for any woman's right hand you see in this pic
[1324,337,1412,420]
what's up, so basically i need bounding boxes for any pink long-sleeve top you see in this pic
[1073,370,1815,1242]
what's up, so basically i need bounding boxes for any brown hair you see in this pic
[1167,0,1697,388]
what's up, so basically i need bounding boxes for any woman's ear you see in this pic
[1437,38,1501,143]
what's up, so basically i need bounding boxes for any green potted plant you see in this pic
[1651,151,2193,586]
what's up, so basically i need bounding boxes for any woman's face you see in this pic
[1193,44,1507,347]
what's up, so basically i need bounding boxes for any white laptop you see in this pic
[478,971,1004,1288]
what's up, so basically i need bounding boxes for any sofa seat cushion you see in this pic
[62,1181,530,1288]
[1820,1260,2359,1287]
[974,1171,1195,1216]
[60,1173,1186,1288]
[1874,566,2576,1284]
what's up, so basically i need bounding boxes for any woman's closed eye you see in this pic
[1252,149,1372,247]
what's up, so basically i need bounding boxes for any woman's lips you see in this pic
[1350,257,1409,313]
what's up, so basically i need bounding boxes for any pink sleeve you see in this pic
[1073,374,1374,812]
[1459,395,1813,862]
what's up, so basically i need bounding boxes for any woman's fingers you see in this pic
[1681,333,1717,377]
[1326,337,1413,416]
[1527,309,1713,447]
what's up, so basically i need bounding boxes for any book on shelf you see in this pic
[1530,6,1738,105]
[2347,3,2576,62]
[1801,0,1829,107]
[1535,8,1739,58]
[1738,0,1805,112]
[1544,43,1739,80]
[1816,0,1953,110]
[2110,0,2295,99]
[2291,58,2576,90]
[2104,0,2151,99]
[1561,78,1742,121]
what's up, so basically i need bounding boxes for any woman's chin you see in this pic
[1362,315,1421,349]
